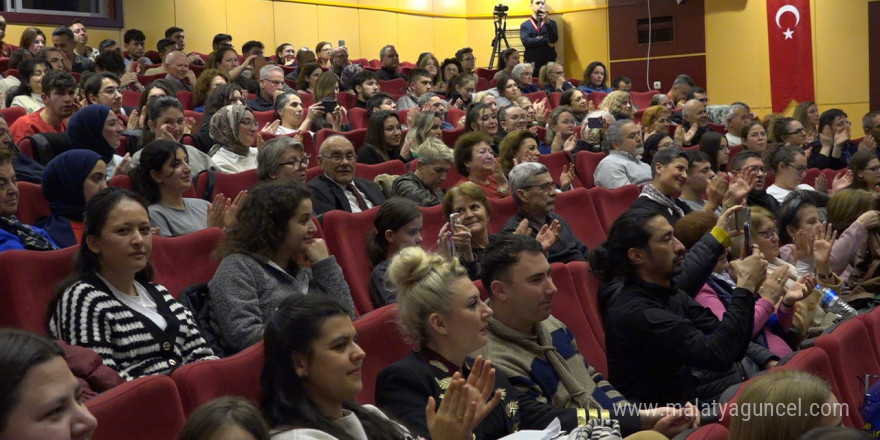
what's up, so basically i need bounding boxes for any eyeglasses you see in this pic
[755,228,777,240]
[239,118,259,127]
[867,166,880,172]
[785,163,808,174]
[739,165,766,174]
[786,127,806,136]
[100,87,121,96]
[279,154,311,169]
[263,79,284,87]
[834,120,852,128]
[322,152,357,162]
[520,181,555,192]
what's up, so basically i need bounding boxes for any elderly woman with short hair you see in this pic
[391,138,453,206]
[512,63,540,94]
[257,136,310,184]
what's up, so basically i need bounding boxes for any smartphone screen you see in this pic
[448,213,460,258]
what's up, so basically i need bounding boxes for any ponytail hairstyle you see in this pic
[589,208,661,282]
[367,198,422,267]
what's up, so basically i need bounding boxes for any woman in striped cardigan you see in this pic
[49,187,215,381]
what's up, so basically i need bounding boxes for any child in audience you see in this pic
[49,187,216,380]
[368,198,423,307]
[177,396,269,440]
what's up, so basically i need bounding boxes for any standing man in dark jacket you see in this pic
[520,0,558,76]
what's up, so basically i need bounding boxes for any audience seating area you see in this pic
[68,271,880,438]
[5,150,878,439]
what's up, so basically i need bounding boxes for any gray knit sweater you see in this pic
[208,253,354,353]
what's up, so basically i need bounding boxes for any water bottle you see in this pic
[817,285,858,321]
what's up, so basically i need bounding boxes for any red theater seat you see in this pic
[0,246,77,334]
[253,110,276,128]
[418,203,445,251]
[573,151,606,189]
[321,207,381,315]
[553,187,606,248]
[316,128,367,152]
[195,169,258,200]
[814,319,880,428]
[151,227,225,299]
[488,196,518,234]
[349,106,368,129]
[353,304,412,404]
[88,375,186,440]
[171,341,265,415]
[15,181,50,225]
[630,90,659,109]
[176,90,195,110]
[537,151,581,187]
[774,346,856,428]
[356,161,407,181]
[0,105,26,126]
[567,261,607,353]
[549,263,607,376]
[589,185,641,234]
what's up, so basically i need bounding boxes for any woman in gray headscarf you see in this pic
[209,104,259,173]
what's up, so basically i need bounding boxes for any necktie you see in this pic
[347,183,369,211]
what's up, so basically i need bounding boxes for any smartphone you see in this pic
[448,213,461,258]
[320,97,337,113]
[338,39,346,48]
[741,223,752,259]
[587,117,603,129]
[733,207,751,231]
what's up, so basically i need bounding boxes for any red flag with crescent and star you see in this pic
[767,0,815,112]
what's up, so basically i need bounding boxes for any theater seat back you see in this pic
[171,341,265,415]
[321,207,381,315]
[0,246,77,335]
[87,375,186,440]
[151,227,225,299]
[353,304,412,404]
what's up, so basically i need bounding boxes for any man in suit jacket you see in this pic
[308,135,386,216]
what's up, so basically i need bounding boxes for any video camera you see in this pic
[494,3,508,16]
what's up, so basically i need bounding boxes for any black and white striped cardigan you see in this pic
[50,273,216,381]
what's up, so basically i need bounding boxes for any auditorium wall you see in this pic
[1,0,872,120]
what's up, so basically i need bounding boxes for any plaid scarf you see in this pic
[0,215,56,251]
[639,183,684,219]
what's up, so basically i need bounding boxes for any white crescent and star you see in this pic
[775,5,801,40]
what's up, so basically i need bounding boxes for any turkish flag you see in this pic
[767,0,815,112]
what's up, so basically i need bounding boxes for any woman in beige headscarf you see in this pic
[209,104,259,173]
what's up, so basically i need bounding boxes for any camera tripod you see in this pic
[489,11,510,69]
